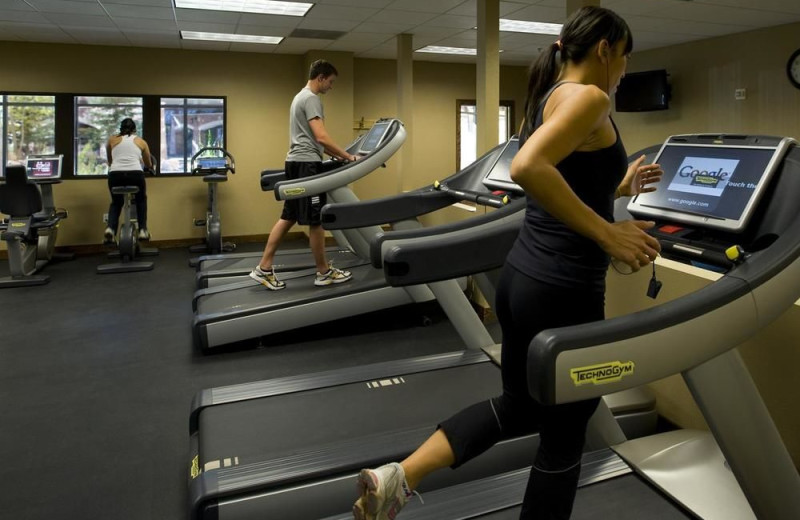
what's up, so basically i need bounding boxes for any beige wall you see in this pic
[614,21,800,154]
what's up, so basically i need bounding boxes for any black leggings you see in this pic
[108,170,147,231]
[439,263,604,519]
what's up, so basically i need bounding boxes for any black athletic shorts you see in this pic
[280,161,326,226]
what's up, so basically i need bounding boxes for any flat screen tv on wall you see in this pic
[615,69,670,112]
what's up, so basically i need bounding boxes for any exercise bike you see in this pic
[0,157,74,287]
[97,162,159,274]
[189,147,236,256]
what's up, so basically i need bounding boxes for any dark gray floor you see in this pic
[0,242,493,520]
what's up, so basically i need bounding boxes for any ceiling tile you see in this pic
[386,0,466,14]
[425,13,476,29]
[297,17,361,32]
[175,8,240,24]
[0,9,49,23]
[351,20,421,34]
[305,4,379,22]
[27,0,108,15]
[235,24,293,37]
[177,21,239,33]
[101,3,174,20]
[3,0,39,11]
[44,13,116,28]
[315,0,393,7]
[102,0,175,7]
[114,16,177,31]
[368,9,438,26]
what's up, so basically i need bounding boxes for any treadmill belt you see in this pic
[199,362,502,466]
[195,262,382,317]
[199,248,356,273]
[322,473,693,520]
[468,475,693,520]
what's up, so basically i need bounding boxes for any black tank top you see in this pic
[507,82,628,292]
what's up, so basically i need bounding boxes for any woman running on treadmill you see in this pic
[104,117,153,243]
[353,6,663,520]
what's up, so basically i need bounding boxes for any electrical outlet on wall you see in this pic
[103,213,108,223]
[735,88,747,100]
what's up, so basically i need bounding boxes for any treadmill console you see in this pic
[195,157,228,172]
[356,120,393,155]
[482,137,523,195]
[26,155,63,181]
[627,135,797,270]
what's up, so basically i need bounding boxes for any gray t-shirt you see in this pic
[286,86,324,162]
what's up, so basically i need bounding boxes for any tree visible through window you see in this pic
[3,95,56,166]
[75,96,143,176]
[456,100,514,171]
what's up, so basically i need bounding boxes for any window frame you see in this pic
[159,97,227,176]
[0,92,227,179]
[1,93,57,177]
[455,99,515,171]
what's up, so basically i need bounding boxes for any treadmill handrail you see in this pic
[321,139,517,230]
[273,120,405,200]
[380,211,524,286]
[371,199,524,272]
[527,209,800,405]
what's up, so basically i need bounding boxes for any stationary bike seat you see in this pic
[111,186,140,195]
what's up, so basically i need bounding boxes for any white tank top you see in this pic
[109,134,143,172]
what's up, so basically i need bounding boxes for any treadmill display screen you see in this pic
[358,121,392,154]
[628,140,790,232]
[26,156,62,180]
[482,138,522,194]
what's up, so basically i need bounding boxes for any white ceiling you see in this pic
[0,0,798,65]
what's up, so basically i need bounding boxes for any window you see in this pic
[1,93,225,178]
[3,94,56,165]
[456,100,514,171]
[160,97,225,174]
[75,96,143,176]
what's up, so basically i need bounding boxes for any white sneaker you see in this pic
[137,228,150,241]
[353,463,412,520]
[315,262,352,286]
[249,265,286,291]
[103,227,115,244]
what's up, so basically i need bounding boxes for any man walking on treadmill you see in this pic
[251,59,358,290]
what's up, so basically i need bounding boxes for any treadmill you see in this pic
[187,139,658,519]
[191,134,519,352]
[193,119,401,288]
[318,134,800,520]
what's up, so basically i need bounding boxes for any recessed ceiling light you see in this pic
[174,0,313,17]
[416,46,477,56]
[499,19,562,35]
[181,31,283,44]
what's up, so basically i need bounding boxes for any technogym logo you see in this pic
[570,361,635,386]
[283,187,306,196]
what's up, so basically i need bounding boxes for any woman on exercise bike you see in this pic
[104,117,152,243]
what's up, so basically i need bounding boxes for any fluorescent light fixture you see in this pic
[181,31,283,44]
[499,19,562,35]
[416,46,477,56]
[174,0,313,17]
